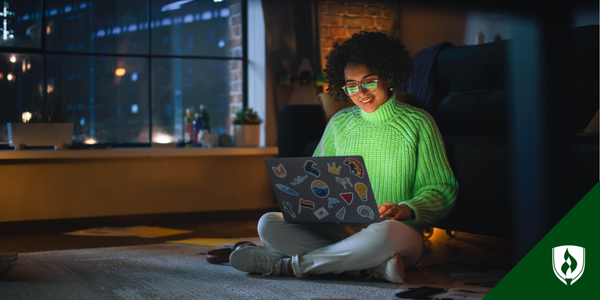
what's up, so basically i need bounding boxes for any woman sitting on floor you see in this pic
[229,31,458,283]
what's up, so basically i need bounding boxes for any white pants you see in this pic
[257,212,424,278]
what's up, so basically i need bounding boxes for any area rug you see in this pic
[0,243,396,299]
[0,242,469,300]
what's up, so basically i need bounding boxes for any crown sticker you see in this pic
[327,162,341,175]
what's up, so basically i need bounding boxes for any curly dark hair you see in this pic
[324,31,413,102]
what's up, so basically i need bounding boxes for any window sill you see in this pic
[0,146,279,160]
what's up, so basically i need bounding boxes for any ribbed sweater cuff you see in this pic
[402,197,433,227]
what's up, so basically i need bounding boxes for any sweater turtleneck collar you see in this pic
[358,92,399,125]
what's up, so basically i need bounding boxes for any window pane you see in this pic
[45,0,149,54]
[0,53,44,144]
[152,58,240,143]
[0,0,43,48]
[151,0,242,57]
[46,54,149,143]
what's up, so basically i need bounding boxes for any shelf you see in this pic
[0,146,279,160]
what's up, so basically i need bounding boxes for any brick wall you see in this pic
[228,0,243,135]
[319,0,398,73]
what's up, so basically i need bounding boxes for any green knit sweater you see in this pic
[313,94,458,233]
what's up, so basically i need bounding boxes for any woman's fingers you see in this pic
[378,202,397,219]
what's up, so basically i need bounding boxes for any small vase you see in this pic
[233,124,260,147]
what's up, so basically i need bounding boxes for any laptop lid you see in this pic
[265,156,381,223]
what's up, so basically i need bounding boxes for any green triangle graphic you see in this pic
[484,182,599,299]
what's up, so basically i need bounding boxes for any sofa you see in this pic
[277,25,599,239]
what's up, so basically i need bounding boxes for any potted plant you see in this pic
[233,108,262,147]
[7,79,75,150]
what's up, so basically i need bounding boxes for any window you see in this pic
[0,0,245,145]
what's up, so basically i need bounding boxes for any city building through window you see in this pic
[0,0,245,145]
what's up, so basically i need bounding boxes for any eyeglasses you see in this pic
[342,78,379,97]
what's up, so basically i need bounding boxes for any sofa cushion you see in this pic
[437,90,508,135]
[435,41,509,135]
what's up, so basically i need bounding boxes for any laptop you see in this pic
[265,156,381,223]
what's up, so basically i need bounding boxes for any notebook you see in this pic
[265,156,381,223]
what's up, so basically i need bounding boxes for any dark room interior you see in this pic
[1,0,598,299]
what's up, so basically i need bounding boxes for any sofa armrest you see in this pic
[277,105,326,157]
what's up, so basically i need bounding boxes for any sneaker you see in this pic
[229,246,285,276]
[365,254,405,283]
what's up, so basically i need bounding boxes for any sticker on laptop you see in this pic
[343,158,364,178]
[327,162,341,175]
[357,205,374,220]
[298,198,315,214]
[314,207,329,220]
[282,201,296,218]
[354,182,368,201]
[335,177,352,189]
[340,192,353,205]
[311,180,330,198]
[276,183,299,196]
[290,175,308,186]
[271,164,287,178]
[304,160,321,177]
[335,207,346,220]
[327,198,340,208]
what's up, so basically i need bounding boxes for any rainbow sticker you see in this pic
[298,198,315,214]
[311,180,330,198]
[343,158,364,178]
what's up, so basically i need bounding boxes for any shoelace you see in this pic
[362,264,387,281]
[251,252,279,276]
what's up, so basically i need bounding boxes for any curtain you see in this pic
[262,0,320,146]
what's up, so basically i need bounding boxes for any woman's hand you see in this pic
[378,203,414,220]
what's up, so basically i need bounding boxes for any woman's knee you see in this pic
[367,220,422,250]
[372,221,423,265]
[257,212,284,238]
[371,220,410,239]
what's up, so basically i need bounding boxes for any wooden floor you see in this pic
[2,216,517,274]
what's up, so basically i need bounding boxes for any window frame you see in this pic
[0,0,248,148]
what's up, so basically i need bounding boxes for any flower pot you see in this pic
[7,123,74,150]
[233,124,260,147]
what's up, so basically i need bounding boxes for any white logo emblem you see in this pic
[552,245,585,285]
